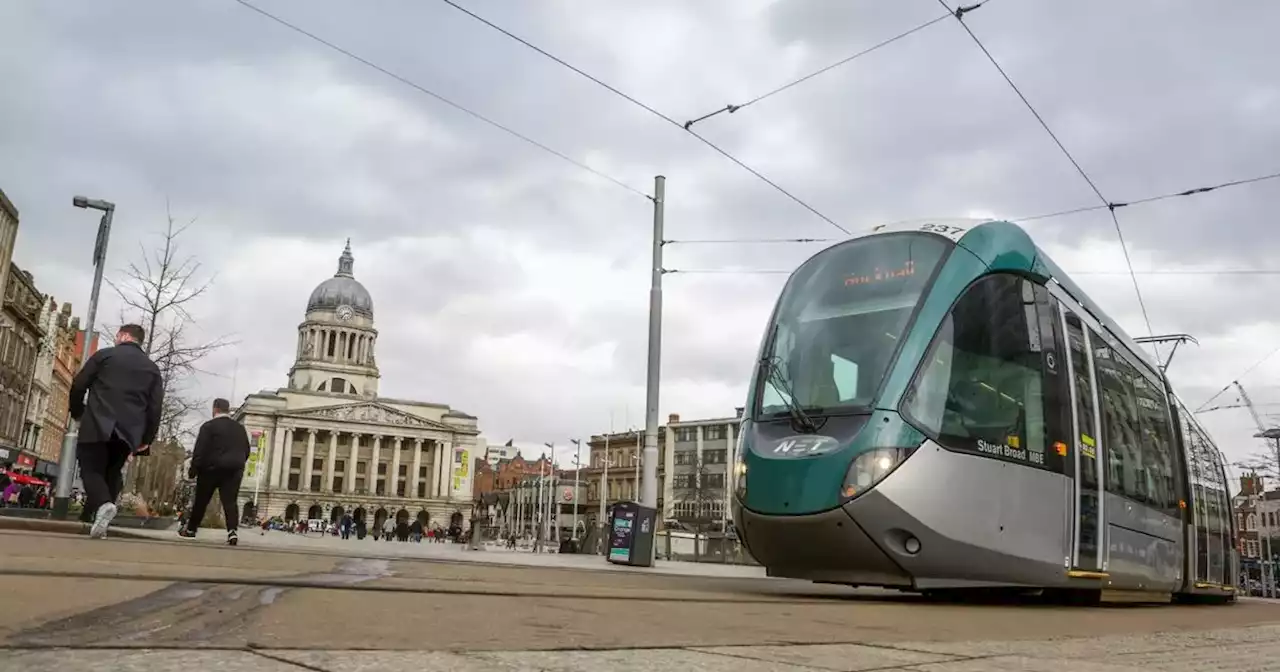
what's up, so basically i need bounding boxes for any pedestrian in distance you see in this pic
[178,398,251,546]
[69,323,164,539]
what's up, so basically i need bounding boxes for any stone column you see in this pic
[390,437,403,497]
[324,431,338,492]
[281,428,295,490]
[346,433,360,493]
[410,439,423,498]
[270,426,286,488]
[435,441,450,499]
[427,442,439,498]
[372,435,383,495]
[302,429,317,492]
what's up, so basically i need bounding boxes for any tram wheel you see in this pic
[1172,592,1235,605]
[1042,588,1101,606]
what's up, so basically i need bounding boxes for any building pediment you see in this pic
[285,402,453,432]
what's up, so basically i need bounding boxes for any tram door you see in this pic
[1062,308,1105,573]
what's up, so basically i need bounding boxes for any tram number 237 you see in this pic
[919,223,966,239]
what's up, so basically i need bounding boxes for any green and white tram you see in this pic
[731,219,1237,603]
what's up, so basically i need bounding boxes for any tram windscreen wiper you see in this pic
[762,356,820,433]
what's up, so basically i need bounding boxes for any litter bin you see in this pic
[606,501,656,567]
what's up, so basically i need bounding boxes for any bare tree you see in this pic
[676,457,722,563]
[106,202,234,460]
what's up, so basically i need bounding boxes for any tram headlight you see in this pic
[841,447,912,500]
[733,421,749,498]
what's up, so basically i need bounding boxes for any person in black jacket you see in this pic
[69,323,164,539]
[178,397,250,546]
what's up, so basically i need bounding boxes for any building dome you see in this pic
[306,240,373,318]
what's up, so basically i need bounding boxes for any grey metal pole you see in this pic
[53,202,114,520]
[571,439,581,541]
[535,458,545,553]
[598,431,609,554]
[641,176,665,509]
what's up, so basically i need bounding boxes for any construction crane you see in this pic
[1233,380,1280,596]
[1236,382,1270,438]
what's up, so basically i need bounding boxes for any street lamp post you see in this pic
[543,442,555,551]
[570,438,583,543]
[52,196,115,520]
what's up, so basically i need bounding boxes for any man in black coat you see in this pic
[179,397,251,546]
[69,323,164,539]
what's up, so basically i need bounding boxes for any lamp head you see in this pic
[73,196,89,208]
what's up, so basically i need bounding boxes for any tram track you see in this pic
[0,565,876,605]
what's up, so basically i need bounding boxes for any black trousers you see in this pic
[187,467,244,533]
[77,435,133,522]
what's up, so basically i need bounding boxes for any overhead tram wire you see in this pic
[937,0,1154,343]
[438,0,850,235]
[672,168,1280,243]
[681,9,964,129]
[1194,343,1280,413]
[1017,169,1280,223]
[231,0,651,200]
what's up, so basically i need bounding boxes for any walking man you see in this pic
[69,323,164,539]
[178,398,250,546]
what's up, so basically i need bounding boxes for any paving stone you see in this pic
[477,648,809,671]
[913,656,1143,671]
[1107,643,1280,672]
[0,649,300,672]
[693,643,957,670]
[266,650,533,671]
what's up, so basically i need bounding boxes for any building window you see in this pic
[704,449,727,465]
[674,450,694,466]
[675,428,696,443]
[704,425,726,441]
[1248,514,1257,531]
[704,473,726,489]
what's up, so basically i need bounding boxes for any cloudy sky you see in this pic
[2,0,1278,477]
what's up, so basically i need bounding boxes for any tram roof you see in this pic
[843,219,1163,376]
[983,220,1164,378]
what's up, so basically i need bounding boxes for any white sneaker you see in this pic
[89,502,118,539]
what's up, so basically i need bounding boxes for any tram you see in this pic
[731,219,1237,603]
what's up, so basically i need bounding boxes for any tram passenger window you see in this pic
[902,274,1064,472]
[1133,375,1179,515]
[1096,346,1144,503]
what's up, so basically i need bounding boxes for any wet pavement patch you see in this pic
[5,558,395,648]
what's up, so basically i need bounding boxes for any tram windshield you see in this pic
[757,233,950,420]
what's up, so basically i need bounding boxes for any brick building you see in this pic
[37,305,91,473]
[0,263,44,470]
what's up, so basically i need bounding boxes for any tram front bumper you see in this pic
[734,500,912,588]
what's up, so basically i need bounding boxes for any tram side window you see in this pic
[1133,375,1179,516]
[902,274,1065,472]
[1096,346,1142,502]
[1096,346,1178,515]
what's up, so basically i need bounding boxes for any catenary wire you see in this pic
[1194,343,1280,412]
[438,0,849,235]
[938,0,1155,341]
[231,0,651,200]
[1018,169,1280,222]
[665,237,840,244]
[668,167,1280,243]
[682,10,961,128]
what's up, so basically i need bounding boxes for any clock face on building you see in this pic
[336,305,354,321]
